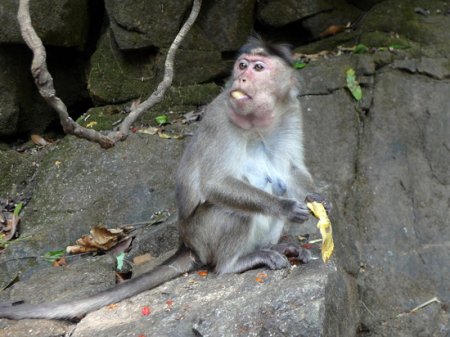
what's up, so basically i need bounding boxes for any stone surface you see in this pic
[71,260,336,337]
[0,0,89,49]
[105,0,193,50]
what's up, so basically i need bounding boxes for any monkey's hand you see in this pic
[305,193,332,213]
[306,200,334,263]
[281,199,310,223]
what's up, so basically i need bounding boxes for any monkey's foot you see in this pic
[270,243,311,264]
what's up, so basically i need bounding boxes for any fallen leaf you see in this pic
[3,213,19,241]
[138,126,159,135]
[66,225,128,254]
[107,303,119,310]
[31,134,49,146]
[320,24,346,37]
[43,249,65,263]
[116,252,125,271]
[256,272,268,279]
[52,257,67,267]
[86,121,97,128]
[133,253,153,265]
[346,68,363,101]
[197,270,208,277]
[54,160,62,168]
[155,114,169,125]
[255,277,265,283]
[158,131,184,139]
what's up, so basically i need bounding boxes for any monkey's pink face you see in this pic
[228,54,292,130]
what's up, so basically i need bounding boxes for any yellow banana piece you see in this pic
[307,201,334,263]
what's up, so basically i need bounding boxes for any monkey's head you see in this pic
[227,37,299,130]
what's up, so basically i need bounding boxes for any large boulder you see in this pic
[0,0,89,49]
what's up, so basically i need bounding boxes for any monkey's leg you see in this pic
[216,249,290,274]
[270,242,311,263]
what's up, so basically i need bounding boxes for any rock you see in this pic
[354,68,450,335]
[87,29,160,104]
[0,0,89,49]
[105,0,193,50]
[359,0,450,56]
[196,0,256,51]
[257,0,334,27]
[0,46,56,136]
[0,133,185,282]
[71,261,340,337]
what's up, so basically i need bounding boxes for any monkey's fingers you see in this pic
[306,201,334,263]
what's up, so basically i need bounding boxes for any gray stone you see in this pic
[105,0,192,50]
[0,0,88,49]
[71,261,338,337]
[355,68,450,335]
[196,0,256,51]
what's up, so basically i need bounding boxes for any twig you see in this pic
[113,0,202,141]
[396,297,442,318]
[17,0,202,147]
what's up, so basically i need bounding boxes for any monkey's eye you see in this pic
[238,61,248,70]
[254,62,265,71]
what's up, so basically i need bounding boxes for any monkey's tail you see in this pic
[0,247,199,320]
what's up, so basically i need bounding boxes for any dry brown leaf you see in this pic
[133,253,153,265]
[68,225,126,254]
[3,213,19,241]
[197,270,208,277]
[256,272,268,279]
[31,134,49,146]
[66,245,98,254]
[52,257,67,267]
[255,277,265,283]
[320,24,346,37]
[107,303,119,310]
[91,226,123,246]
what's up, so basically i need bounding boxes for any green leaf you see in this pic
[43,249,65,263]
[352,44,369,54]
[155,115,168,126]
[13,202,23,216]
[116,252,125,271]
[293,61,306,69]
[389,44,410,50]
[346,68,363,101]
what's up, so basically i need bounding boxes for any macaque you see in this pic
[0,36,326,320]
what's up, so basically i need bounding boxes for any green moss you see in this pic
[359,31,411,50]
[77,104,126,131]
[87,30,159,104]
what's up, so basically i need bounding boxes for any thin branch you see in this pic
[17,0,114,148]
[114,0,202,141]
[17,0,202,147]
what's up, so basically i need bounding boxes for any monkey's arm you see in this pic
[204,176,309,223]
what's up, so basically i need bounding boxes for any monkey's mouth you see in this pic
[230,90,251,100]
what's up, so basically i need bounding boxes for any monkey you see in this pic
[0,36,328,320]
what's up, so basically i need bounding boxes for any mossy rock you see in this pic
[79,83,221,131]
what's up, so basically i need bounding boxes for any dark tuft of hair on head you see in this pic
[237,34,294,67]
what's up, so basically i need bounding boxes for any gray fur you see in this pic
[0,39,317,320]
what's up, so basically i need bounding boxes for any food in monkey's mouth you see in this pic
[231,90,250,100]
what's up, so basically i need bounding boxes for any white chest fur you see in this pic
[241,140,290,250]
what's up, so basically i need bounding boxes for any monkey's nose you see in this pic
[240,78,247,83]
